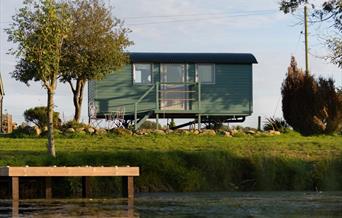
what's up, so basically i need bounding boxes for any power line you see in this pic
[127,11,277,26]
[294,30,303,55]
[123,9,277,20]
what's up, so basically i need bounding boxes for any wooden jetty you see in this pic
[0,166,140,201]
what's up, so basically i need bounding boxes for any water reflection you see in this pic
[0,192,341,217]
[12,200,18,218]
[0,198,137,218]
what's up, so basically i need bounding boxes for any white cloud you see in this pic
[1,0,341,126]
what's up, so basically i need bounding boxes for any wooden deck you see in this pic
[0,166,140,201]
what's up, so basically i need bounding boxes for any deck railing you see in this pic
[156,82,201,112]
[134,84,156,127]
[131,81,201,129]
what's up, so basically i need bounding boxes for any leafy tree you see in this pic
[24,106,61,129]
[279,0,342,69]
[281,56,342,135]
[6,0,70,157]
[280,0,342,28]
[60,0,132,122]
[327,36,342,68]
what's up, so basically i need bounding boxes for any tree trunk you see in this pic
[73,79,85,123]
[47,88,56,157]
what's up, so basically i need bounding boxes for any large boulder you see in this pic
[223,131,232,137]
[78,130,87,136]
[268,130,281,136]
[200,129,216,136]
[165,129,174,134]
[75,127,85,132]
[95,128,107,135]
[65,128,75,133]
[34,127,42,136]
[229,129,239,136]
[135,129,150,135]
[85,127,95,134]
[111,128,132,136]
[191,130,200,135]
[245,130,256,135]
[152,129,166,135]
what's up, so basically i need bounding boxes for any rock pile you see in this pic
[20,125,283,137]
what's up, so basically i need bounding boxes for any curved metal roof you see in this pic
[129,52,257,64]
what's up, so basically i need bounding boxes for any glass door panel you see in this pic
[160,64,187,110]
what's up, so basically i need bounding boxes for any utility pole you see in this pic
[304,3,309,75]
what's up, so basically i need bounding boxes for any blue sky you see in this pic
[0,0,341,127]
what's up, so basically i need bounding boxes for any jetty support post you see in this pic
[122,176,134,199]
[12,200,19,217]
[45,177,52,199]
[11,177,19,201]
[82,176,91,198]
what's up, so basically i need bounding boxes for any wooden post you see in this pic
[304,4,309,75]
[82,176,90,198]
[45,177,52,199]
[127,197,134,217]
[156,82,159,110]
[12,177,19,201]
[127,176,134,199]
[258,116,261,131]
[156,113,159,130]
[0,96,3,133]
[12,199,19,217]
[122,176,134,199]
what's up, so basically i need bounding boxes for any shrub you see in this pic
[205,121,224,130]
[281,56,342,135]
[168,119,176,129]
[110,128,132,136]
[61,120,89,131]
[140,120,162,130]
[263,117,289,132]
[10,124,36,138]
[24,106,61,130]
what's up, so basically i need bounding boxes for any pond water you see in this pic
[0,192,341,217]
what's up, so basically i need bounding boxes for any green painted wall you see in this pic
[91,63,253,116]
[200,64,252,115]
[93,65,156,115]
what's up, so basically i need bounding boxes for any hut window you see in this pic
[197,64,215,84]
[133,64,152,85]
[160,64,186,83]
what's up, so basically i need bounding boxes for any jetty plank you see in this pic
[0,166,139,200]
[0,166,139,177]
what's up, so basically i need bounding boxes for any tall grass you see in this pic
[0,132,341,195]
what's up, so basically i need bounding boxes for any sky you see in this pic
[0,0,341,128]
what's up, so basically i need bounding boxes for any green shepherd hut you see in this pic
[88,52,257,129]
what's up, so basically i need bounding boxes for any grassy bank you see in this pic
[0,132,342,195]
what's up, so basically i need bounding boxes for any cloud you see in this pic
[1,0,341,126]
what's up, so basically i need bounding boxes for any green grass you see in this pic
[0,132,342,193]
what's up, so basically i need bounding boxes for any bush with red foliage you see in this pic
[281,56,342,135]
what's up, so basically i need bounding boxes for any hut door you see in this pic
[160,64,188,110]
